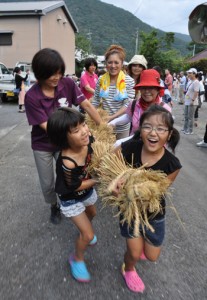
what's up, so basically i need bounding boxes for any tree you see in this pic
[75,34,91,58]
[162,32,175,50]
[139,30,184,72]
[139,30,159,68]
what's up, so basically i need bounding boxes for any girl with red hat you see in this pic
[109,69,171,146]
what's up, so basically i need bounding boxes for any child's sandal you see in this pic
[69,255,91,282]
[89,235,97,246]
[140,250,147,260]
[121,263,145,293]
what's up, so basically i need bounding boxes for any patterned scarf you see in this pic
[99,70,128,101]
[139,95,160,110]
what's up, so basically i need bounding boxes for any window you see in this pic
[0,32,13,46]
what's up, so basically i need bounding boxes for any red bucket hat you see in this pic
[134,69,164,90]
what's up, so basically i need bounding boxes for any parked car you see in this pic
[0,62,33,102]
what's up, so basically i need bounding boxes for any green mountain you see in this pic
[2,0,191,58]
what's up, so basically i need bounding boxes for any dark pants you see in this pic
[204,124,207,143]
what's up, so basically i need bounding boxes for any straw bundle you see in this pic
[87,141,114,175]
[94,150,170,237]
[85,108,110,129]
[86,110,171,236]
[86,108,116,144]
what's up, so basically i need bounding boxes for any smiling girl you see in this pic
[113,104,182,293]
[47,107,98,283]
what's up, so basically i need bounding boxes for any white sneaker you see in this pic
[196,140,207,147]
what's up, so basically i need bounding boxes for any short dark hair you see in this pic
[134,104,180,153]
[32,48,65,81]
[84,57,98,71]
[47,107,85,149]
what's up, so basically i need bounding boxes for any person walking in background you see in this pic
[25,69,31,87]
[164,69,173,95]
[13,66,28,113]
[47,107,98,282]
[80,57,98,102]
[127,55,147,98]
[196,123,207,147]
[25,48,102,225]
[182,68,199,135]
[92,44,135,140]
[179,71,187,104]
[112,105,182,293]
[194,72,205,127]
[173,74,180,102]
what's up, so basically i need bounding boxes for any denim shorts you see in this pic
[120,217,165,247]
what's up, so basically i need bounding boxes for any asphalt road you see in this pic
[0,99,206,300]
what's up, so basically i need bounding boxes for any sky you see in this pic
[101,0,203,35]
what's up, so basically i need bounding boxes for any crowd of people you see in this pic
[22,45,206,294]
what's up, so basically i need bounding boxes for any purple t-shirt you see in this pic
[25,77,86,152]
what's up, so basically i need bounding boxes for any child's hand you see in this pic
[109,178,125,197]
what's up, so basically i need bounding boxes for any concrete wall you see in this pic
[41,7,75,75]
[0,7,75,74]
[0,17,39,68]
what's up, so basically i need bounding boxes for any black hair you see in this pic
[47,107,85,149]
[32,48,65,82]
[133,104,180,153]
[13,66,21,74]
[84,57,98,71]
[153,66,162,76]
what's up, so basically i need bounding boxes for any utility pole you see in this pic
[87,29,92,54]
[192,44,196,56]
[135,28,139,55]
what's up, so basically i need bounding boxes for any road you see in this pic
[0,99,206,300]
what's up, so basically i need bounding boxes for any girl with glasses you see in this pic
[112,104,182,293]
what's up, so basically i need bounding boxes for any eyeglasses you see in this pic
[141,125,169,134]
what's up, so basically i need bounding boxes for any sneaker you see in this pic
[184,131,194,135]
[50,203,61,224]
[196,140,207,148]
[18,109,25,113]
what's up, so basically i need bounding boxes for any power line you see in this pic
[133,0,143,16]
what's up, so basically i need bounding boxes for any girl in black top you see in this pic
[112,104,182,293]
[13,66,28,113]
[47,107,97,283]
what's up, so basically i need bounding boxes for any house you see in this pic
[188,48,207,63]
[0,1,78,74]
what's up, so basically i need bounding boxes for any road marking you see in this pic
[0,125,17,139]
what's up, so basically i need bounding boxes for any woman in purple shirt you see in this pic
[25,48,101,224]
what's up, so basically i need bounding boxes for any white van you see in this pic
[0,62,14,82]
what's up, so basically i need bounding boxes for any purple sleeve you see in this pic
[25,89,48,126]
[68,78,86,106]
